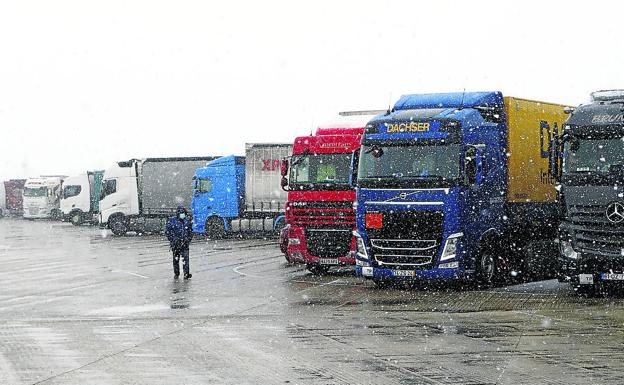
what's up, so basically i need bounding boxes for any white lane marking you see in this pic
[113,270,149,279]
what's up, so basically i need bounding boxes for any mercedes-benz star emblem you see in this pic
[606,202,624,224]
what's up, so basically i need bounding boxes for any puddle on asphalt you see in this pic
[88,303,169,316]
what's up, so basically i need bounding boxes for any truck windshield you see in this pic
[289,153,352,190]
[23,187,47,197]
[562,136,624,175]
[63,185,82,199]
[358,143,461,188]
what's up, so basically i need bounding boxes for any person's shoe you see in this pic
[174,274,179,279]
[184,273,192,280]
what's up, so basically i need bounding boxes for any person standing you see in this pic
[165,206,193,279]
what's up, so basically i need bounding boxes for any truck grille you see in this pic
[570,204,624,256]
[305,226,353,258]
[288,201,355,226]
[367,211,443,268]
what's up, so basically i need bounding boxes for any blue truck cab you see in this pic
[192,155,245,235]
[354,92,569,286]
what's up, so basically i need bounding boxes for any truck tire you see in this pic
[50,209,62,221]
[109,215,128,236]
[70,211,84,226]
[205,217,225,239]
[477,248,499,288]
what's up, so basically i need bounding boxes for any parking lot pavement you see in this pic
[1,218,624,384]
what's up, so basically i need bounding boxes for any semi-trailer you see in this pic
[22,176,65,219]
[354,92,570,287]
[4,179,26,216]
[191,143,291,237]
[280,111,385,273]
[99,157,216,235]
[60,170,104,225]
[550,90,624,294]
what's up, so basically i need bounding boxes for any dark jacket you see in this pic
[165,207,193,250]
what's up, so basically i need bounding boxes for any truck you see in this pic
[280,111,385,273]
[191,143,292,237]
[99,157,216,235]
[550,90,624,295]
[22,176,65,219]
[60,171,104,225]
[4,179,26,216]
[354,92,570,287]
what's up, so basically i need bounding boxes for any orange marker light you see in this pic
[365,212,383,229]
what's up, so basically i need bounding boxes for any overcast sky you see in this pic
[0,0,622,180]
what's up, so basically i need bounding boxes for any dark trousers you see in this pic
[172,247,190,276]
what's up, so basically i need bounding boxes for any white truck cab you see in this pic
[99,160,140,234]
[23,176,65,219]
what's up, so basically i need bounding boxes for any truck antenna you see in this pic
[386,92,393,115]
[459,88,466,110]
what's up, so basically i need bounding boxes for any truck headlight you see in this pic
[353,231,368,257]
[440,232,463,261]
[288,238,301,245]
[560,240,578,259]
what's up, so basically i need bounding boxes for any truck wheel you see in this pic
[205,217,225,239]
[477,248,499,287]
[70,211,83,226]
[109,216,128,236]
[50,209,62,221]
[307,263,329,275]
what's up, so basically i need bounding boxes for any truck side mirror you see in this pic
[464,146,477,185]
[280,159,289,191]
[280,159,289,177]
[548,135,560,181]
[349,150,360,187]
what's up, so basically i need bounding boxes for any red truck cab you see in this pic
[282,111,382,274]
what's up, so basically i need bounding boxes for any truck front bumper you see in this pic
[356,265,473,281]
[286,224,356,266]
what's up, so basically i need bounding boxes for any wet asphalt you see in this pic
[1,218,624,385]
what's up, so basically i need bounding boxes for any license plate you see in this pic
[319,258,339,265]
[392,270,415,277]
[578,274,594,285]
[601,273,624,281]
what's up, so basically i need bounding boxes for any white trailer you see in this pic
[99,157,215,235]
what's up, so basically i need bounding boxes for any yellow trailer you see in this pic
[504,97,571,204]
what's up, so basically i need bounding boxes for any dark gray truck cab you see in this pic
[551,91,624,293]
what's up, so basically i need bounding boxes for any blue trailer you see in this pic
[354,92,569,287]
[191,143,291,237]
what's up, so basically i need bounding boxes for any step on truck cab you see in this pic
[22,176,65,219]
[354,92,570,287]
[100,157,215,235]
[191,143,292,237]
[60,171,104,225]
[280,111,385,274]
[551,90,624,294]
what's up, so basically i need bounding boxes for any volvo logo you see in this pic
[399,192,408,200]
[606,202,624,224]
